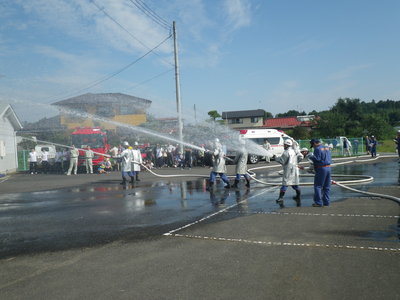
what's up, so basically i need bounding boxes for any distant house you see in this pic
[221,109,268,129]
[0,103,23,174]
[264,115,315,130]
[52,93,152,131]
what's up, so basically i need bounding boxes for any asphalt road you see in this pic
[0,157,399,299]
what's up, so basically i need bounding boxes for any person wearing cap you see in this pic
[394,130,400,158]
[131,142,142,181]
[309,138,332,207]
[232,138,251,188]
[369,136,377,158]
[276,139,304,207]
[298,147,314,173]
[208,138,230,189]
[119,145,135,185]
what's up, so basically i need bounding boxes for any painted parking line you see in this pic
[169,233,400,253]
[223,211,400,219]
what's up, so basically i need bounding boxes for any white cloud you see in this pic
[223,0,252,30]
[14,0,172,54]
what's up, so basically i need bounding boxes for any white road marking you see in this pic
[163,187,275,236]
[224,211,399,219]
[169,233,400,253]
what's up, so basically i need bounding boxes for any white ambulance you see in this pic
[238,128,292,164]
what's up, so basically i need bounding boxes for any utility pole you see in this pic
[173,21,183,154]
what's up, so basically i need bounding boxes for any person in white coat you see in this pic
[232,139,250,188]
[66,145,79,175]
[120,145,134,185]
[208,138,230,189]
[262,139,272,163]
[131,142,143,182]
[276,139,304,207]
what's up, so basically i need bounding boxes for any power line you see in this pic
[91,0,173,68]
[45,34,172,104]
[128,0,171,30]
[123,68,174,92]
[136,0,170,27]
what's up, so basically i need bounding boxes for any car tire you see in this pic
[248,154,259,164]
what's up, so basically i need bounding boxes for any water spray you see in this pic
[21,136,111,158]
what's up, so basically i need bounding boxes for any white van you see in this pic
[238,128,292,164]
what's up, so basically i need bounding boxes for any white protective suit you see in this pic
[120,148,133,172]
[212,143,227,173]
[234,147,248,175]
[277,147,303,185]
[131,148,143,172]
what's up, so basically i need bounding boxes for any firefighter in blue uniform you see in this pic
[309,139,332,207]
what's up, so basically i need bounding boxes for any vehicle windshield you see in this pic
[72,134,104,148]
[247,137,281,145]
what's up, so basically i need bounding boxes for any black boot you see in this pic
[120,177,126,185]
[276,191,285,205]
[224,182,231,189]
[293,190,301,206]
[136,173,140,181]
[245,178,250,188]
[130,176,135,184]
[207,181,214,191]
[232,179,239,188]
[293,190,301,200]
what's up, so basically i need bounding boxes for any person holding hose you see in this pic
[309,139,332,207]
[276,139,303,207]
[232,138,251,188]
[208,138,230,189]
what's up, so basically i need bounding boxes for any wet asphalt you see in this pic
[0,156,399,299]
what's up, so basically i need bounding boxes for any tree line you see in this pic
[208,98,400,140]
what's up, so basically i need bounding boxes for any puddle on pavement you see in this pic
[0,160,398,256]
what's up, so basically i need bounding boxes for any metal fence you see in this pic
[296,137,366,157]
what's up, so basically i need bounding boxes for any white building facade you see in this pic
[0,103,23,174]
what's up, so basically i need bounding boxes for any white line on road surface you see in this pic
[169,233,400,253]
[224,211,400,219]
[163,187,275,236]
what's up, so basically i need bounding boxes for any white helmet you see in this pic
[284,139,293,146]
[123,141,129,146]
[134,141,139,146]
[300,147,309,152]
[214,138,220,143]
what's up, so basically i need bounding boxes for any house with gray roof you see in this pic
[0,103,23,174]
[221,109,268,129]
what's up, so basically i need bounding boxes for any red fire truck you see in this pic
[71,127,110,168]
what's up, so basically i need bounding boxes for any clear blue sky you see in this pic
[1,0,400,123]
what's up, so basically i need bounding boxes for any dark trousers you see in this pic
[314,167,331,206]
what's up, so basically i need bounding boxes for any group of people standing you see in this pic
[275,138,332,208]
[365,135,378,157]
[205,136,332,208]
[119,141,143,185]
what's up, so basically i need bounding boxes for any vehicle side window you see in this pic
[266,137,280,145]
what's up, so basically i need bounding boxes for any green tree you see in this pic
[276,110,306,118]
[207,110,221,121]
[361,114,392,139]
[290,126,310,140]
